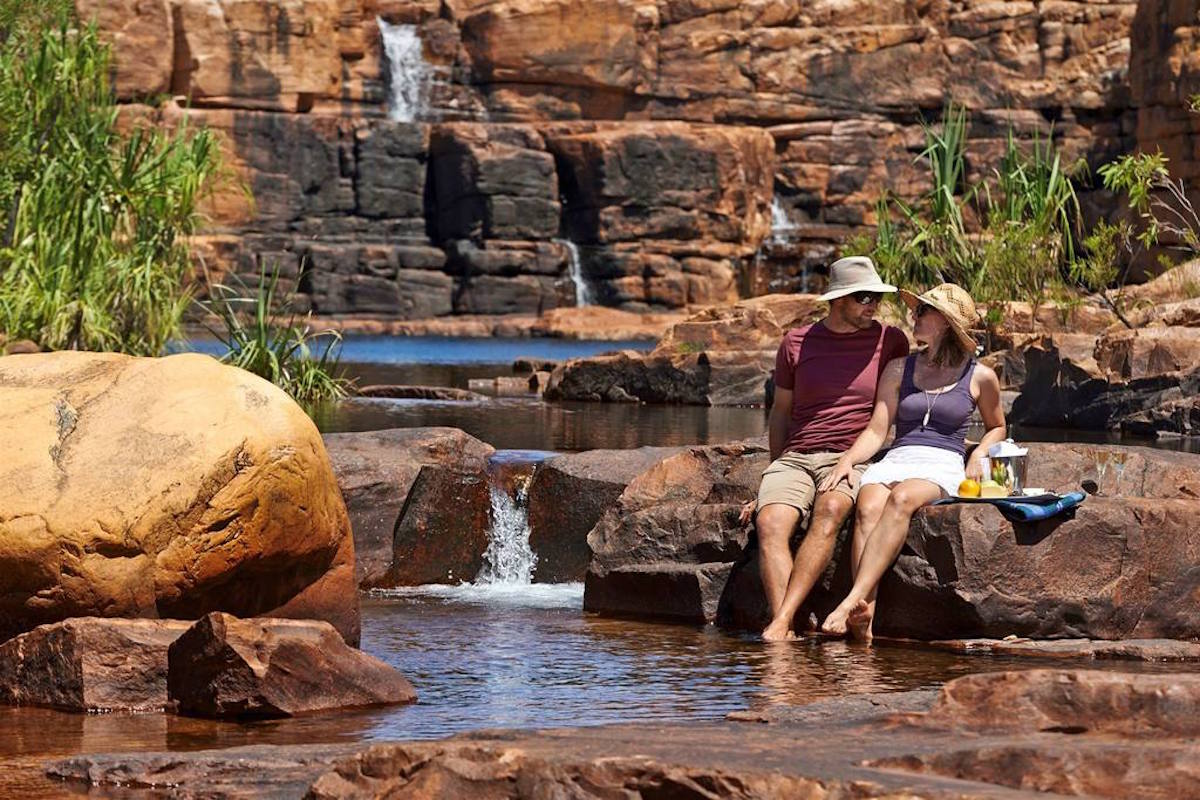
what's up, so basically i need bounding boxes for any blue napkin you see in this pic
[989,491,1086,523]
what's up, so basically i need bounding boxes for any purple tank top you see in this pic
[892,356,977,457]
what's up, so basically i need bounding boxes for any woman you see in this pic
[816,283,1006,641]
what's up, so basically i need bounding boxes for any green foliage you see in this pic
[0,7,218,355]
[203,267,352,408]
[845,103,1085,313]
[1098,152,1172,249]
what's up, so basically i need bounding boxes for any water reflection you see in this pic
[0,593,1189,770]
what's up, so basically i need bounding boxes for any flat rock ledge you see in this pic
[584,440,1200,643]
[45,669,1200,799]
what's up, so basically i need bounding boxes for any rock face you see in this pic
[324,428,494,586]
[584,441,765,622]
[0,352,359,644]
[526,446,684,582]
[0,618,190,712]
[167,613,416,718]
[82,0,1175,320]
[583,439,1200,642]
[1010,327,1200,436]
[381,460,494,586]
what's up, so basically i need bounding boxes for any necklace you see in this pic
[921,387,942,430]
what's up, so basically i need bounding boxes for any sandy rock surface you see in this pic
[0,352,358,643]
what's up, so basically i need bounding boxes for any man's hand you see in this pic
[817,459,854,494]
[738,499,756,525]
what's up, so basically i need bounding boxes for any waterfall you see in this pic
[770,197,797,242]
[558,239,593,307]
[475,468,537,585]
[377,18,431,123]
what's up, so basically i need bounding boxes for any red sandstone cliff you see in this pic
[79,0,1191,319]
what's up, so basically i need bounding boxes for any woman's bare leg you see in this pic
[822,479,944,638]
[846,483,890,641]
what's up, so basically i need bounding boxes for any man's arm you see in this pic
[768,387,793,462]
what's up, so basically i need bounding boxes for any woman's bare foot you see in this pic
[761,617,796,642]
[820,604,853,636]
[846,600,874,642]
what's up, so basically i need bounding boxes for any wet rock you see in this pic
[0,352,358,644]
[512,357,561,373]
[0,618,190,712]
[921,669,1200,737]
[354,385,488,401]
[354,123,429,220]
[927,637,1200,662]
[584,442,766,622]
[167,613,416,719]
[527,446,685,582]
[382,462,493,586]
[545,349,775,406]
[324,429,494,587]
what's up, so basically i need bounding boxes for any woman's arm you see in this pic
[966,364,1007,480]
[817,357,905,492]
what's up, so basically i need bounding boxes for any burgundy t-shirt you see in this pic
[773,321,910,454]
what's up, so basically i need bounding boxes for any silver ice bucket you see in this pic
[983,454,1028,496]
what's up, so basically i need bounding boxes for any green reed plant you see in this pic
[0,5,218,355]
[203,267,351,408]
[846,103,1086,313]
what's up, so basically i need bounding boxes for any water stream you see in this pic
[377,19,433,122]
[557,239,594,307]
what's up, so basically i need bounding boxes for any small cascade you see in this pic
[558,239,593,307]
[475,454,543,585]
[770,196,797,242]
[377,18,433,123]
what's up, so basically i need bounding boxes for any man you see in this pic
[745,256,909,642]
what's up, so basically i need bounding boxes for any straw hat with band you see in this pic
[899,283,978,355]
[817,256,897,301]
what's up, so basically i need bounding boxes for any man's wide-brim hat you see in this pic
[817,256,897,301]
[899,283,978,354]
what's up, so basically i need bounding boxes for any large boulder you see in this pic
[526,446,683,582]
[168,613,416,718]
[324,428,494,587]
[583,441,766,622]
[0,618,190,712]
[0,352,358,644]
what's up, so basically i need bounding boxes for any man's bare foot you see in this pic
[846,600,874,642]
[820,604,852,637]
[761,617,796,642]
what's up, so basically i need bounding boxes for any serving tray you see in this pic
[945,493,1062,505]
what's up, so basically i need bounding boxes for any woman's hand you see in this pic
[965,457,985,482]
[738,499,756,525]
[818,459,854,493]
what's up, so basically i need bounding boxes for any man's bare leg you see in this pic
[755,503,803,621]
[846,484,890,642]
[762,491,854,642]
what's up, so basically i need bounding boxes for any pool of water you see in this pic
[2,587,1186,767]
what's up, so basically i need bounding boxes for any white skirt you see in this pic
[859,445,965,497]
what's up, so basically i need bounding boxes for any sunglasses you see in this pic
[850,291,881,305]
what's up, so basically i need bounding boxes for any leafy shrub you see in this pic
[0,4,218,355]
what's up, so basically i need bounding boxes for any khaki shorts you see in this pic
[756,450,866,519]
